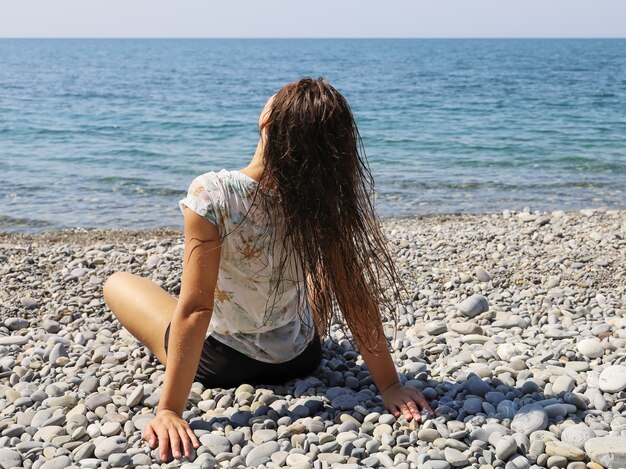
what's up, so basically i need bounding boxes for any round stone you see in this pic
[426,321,447,335]
[199,434,230,456]
[585,436,626,468]
[252,429,277,445]
[444,447,468,467]
[485,392,506,405]
[245,441,280,467]
[100,421,121,436]
[457,294,489,318]
[108,453,131,466]
[94,436,128,459]
[85,392,113,410]
[561,423,596,449]
[49,343,69,364]
[598,365,626,393]
[331,395,358,411]
[0,449,22,469]
[467,376,492,397]
[511,404,548,435]
[475,267,492,282]
[40,456,72,469]
[5,318,29,330]
[20,297,38,309]
[71,267,87,278]
[496,435,517,460]
[463,397,484,415]
[286,453,312,466]
[552,376,575,394]
[577,338,604,359]
[507,455,530,469]
[417,429,440,442]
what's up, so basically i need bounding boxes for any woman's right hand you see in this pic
[143,409,200,461]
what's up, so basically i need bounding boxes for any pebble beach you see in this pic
[1,208,625,469]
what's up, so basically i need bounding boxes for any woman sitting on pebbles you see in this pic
[103,76,433,462]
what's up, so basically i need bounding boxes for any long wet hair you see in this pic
[232,76,406,354]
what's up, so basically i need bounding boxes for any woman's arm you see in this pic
[144,206,222,461]
[350,316,433,422]
[310,265,433,422]
[352,325,401,394]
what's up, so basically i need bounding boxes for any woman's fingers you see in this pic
[178,425,191,459]
[156,428,170,461]
[146,415,199,462]
[405,399,421,421]
[397,399,420,421]
[168,427,182,459]
[411,389,435,415]
[186,427,200,449]
[386,387,434,423]
[144,423,156,448]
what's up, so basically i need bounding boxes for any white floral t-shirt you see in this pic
[178,169,316,363]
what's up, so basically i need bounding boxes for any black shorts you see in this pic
[164,323,323,389]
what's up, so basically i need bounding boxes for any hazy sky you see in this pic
[1,0,625,38]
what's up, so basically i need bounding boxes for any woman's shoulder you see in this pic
[193,169,256,189]
[193,168,228,185]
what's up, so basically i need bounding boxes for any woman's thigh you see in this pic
[103,271,177,365]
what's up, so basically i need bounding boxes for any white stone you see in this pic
[561,423,595,449]
[511,404,548,435]
[585,436,626,468]
[598,365,626,393]
[495,435,517,460]
[577,338,604,359]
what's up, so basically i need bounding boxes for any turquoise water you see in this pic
[1,39,625,232]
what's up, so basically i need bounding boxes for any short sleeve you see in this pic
[178,172,225,237]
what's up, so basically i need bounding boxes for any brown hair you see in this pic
[240,76,406,354]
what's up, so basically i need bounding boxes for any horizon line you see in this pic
[1,36,625,40]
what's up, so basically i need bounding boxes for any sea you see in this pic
[1,38,624,232]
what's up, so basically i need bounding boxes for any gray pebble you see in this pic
[457,294,489,318]
[94,436,128,459]
[444,447,468,467]
[245,441,280,467]
[85,392,113,410]
[511,404,548,435]
[5,317,29,330]
[495,435,517,460]
[475,267,492,282]
[199,434,230,456]
[0,449,22,469]
[20,297,38,309]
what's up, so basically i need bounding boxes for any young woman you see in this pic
[103,76,433,462]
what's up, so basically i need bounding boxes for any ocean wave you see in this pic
[0,214,53,229]
[383,179,625,191]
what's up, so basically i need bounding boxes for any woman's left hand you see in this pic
[143,409,200,462]
[381,382,434,422]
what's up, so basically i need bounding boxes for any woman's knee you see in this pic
[102,271,134,305]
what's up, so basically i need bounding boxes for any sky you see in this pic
[1,0,625,39]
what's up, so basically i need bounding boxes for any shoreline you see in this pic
[1,207,623,245]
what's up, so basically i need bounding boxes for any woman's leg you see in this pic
[103,272,177,366]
